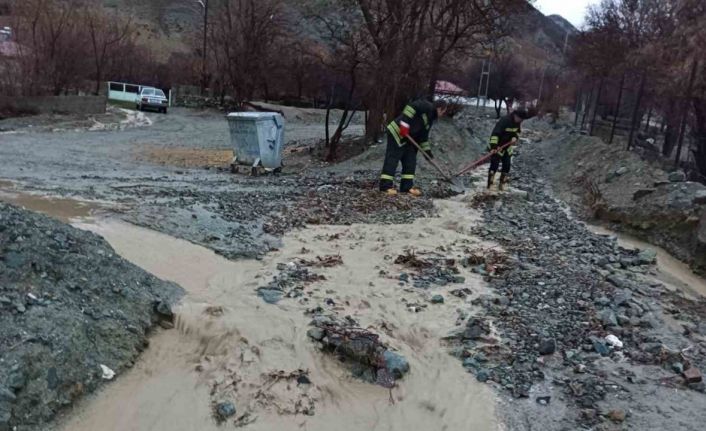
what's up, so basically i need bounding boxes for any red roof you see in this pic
[435,80,467,96]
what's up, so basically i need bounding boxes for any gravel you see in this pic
[0,202,183,430]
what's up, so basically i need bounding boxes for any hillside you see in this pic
[97,0,576,66]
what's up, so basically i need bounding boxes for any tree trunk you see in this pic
[627,72,647,150]
[643,106,653,132]
[675,59,699,167]
[691,100,706,180]
[589,77,604,136]
[581,84,594,130]
[609,73,626,145]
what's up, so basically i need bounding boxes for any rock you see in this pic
[153,301,173,318]
[464,325,484,340]
[463,357,480,369]
[8,369,26,391]
[0,387,16,402]
[617,314,631,326]
[612,289,632,306]
[607,409,626,423]
[307,327,325,341]
[580,409,598,421]
[158,320,174,330]
[216,401,236,420]
[668,171,686,182]
[683,367,703,383]
[672,362,684,374]
[538,338,557,355]
[592,339,610,356]
[99,364,115,380]
[476,369,490,382]
[3,251,26,269]
[605,334,623,349]
[257,288,282,304]
[382,350,410,379]
[599,309,618,327]
[536,395,551,405]
[615,166,629,176]
[633,189,655,200]
[297,375,312,385]
[430,294,444,304]
[606,274,630,289]
[693,190,706,205]
[689,382,706,393]
[637,249,657,265]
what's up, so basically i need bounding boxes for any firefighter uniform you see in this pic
[488,114,522,188]
[380,99,437,193]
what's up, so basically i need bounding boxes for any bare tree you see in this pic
[84,2,135,95]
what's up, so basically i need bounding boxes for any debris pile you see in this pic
[256,261,326,304]
[394,250,465,288]
[306,314,409,387]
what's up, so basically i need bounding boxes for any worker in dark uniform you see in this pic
[380,99,448,196]
[487,109,530,190]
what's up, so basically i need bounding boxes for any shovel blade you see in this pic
[443,177,466,194]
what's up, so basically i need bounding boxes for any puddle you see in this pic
[586,223,706,298]
[56,197,499,431]
[0,182,102,223]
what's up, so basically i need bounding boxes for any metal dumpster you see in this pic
[226,112,285,174]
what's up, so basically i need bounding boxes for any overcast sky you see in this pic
[534,0,601,28]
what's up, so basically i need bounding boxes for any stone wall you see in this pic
[0,95,107,115]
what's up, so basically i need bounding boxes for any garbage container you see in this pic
[226,112,285,174]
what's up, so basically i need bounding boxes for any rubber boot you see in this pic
[487,171,496,189]
[499,173,509,191]
[408,188,422,197]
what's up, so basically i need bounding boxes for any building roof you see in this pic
[435,80,467,96]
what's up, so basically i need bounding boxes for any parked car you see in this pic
[136,87,168,113]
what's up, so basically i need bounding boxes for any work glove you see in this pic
[399,121,410,138]
[425,150,434,159]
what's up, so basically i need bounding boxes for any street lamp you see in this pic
[197,0,208,95]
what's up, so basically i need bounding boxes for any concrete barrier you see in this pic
[0,95,107,115]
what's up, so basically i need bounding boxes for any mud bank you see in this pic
[54,197,499,430]
[0,203,183,431]
[522,123,706,274]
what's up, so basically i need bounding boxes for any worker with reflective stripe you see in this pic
[487,109,530,190]
[380,98,448,196]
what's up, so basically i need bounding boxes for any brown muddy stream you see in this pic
[55,198,499,431]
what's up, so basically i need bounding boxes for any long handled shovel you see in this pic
[405,135,465,193]
[455,140,516,177]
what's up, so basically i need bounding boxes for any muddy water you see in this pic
[586,223,706,298]
[55,196,499,431]
[0,181,101,223]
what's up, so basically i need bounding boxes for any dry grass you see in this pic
[134,145,233,168]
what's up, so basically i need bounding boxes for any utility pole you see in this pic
[537,66,546,107]
[476,59,490,113]
[198,0,209,96]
